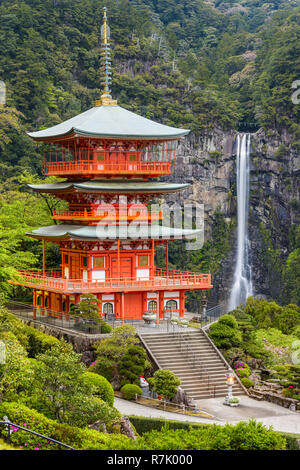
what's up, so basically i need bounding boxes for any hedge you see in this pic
[107,420,286,450]
[0,403,292,450]
[0,402,129,450]
[128,416,208,435]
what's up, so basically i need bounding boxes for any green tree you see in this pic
[33,341,118,426]
[119,345,147,387]
[152,369,181,401]
[209,314,242,349]
[70,293,101,319]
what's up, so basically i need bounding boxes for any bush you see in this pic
[241,378,254,388]
[293,325,300,339]
[101,322,113,334]
[209,315,242,349]
[120,384,142,400]
[0,401,128,450]
[126,420,286,450]
[152,369,181,400]
[89,357,115,383]
[81,372,114,406]
[274,304,300,335]
[119,345,147,387]
[128,416,208,435]
[234,361,251,378]
[25,328,60,357]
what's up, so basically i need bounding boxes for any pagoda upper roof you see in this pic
[27,105,190,141]
[28,181,190,194]
[26,224,202,241]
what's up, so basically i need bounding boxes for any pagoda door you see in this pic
[111,257,132,280]
[69,254,81,279]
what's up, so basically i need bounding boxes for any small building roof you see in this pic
[27,105,190,141]
[26,224,202,241]
[28,181,190,194]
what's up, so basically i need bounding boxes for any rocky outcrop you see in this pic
[165,127,300,306]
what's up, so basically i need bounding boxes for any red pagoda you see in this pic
[13,9,212,323]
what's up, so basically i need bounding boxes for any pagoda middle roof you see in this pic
[27,105,190,141]
[26,224,202,241]
[28,181,190,194]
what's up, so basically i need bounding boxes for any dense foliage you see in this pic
[0,0,299,178]
[209,298,300,400]
[151,369,181,400]
[119,345,148,387]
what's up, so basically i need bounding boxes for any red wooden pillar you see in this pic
[65,296,70,320]
[159,291,164,319]
[155,292,159,325]
[179,291,185,318]
[142,292,147,317]
[151,239,155,280]
[87,253,93,282]
[114,293,120,320]
[117,239,120,281]
[33,290,36,320]
[121,292,125,324]
[42,240,45,277]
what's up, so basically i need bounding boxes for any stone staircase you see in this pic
[140,329,245,400]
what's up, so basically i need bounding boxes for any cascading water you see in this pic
[228,134,253,311]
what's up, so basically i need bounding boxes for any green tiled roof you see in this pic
[28,181,190,194]
[27,224,202,241]
[27,105,190,140]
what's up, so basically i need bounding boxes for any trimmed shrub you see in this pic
[81,372,114,406]
[128,416,208,435]
[120,384,142,400]
[209,314,242,349]
[152,369,181,400]
[101,322,113,334]
[0,401,128,450]
[119,345,147,387]
[241,378,254,389]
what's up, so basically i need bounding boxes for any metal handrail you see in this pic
[0,418,74,450]
[172,331,216,398]
[201,328,248,395]
[6,301,140,332]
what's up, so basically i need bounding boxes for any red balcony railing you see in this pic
[11,269,212,293]
[43,160,173,177]
[52,209,163,224]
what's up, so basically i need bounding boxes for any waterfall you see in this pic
[228,134,253,311]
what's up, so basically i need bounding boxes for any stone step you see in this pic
[139,331,245,400]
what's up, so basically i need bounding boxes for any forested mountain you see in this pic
[0,0,299,306]
[0,0,299,174]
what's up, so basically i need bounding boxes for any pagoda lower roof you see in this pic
[27,105,190,141]
[26,224,202,241]
[28,181,190,194]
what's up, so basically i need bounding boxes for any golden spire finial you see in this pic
[96,7,117,106]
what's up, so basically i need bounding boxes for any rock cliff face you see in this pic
[165,128,300,307]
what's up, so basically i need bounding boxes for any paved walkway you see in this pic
[114,396,300,434]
